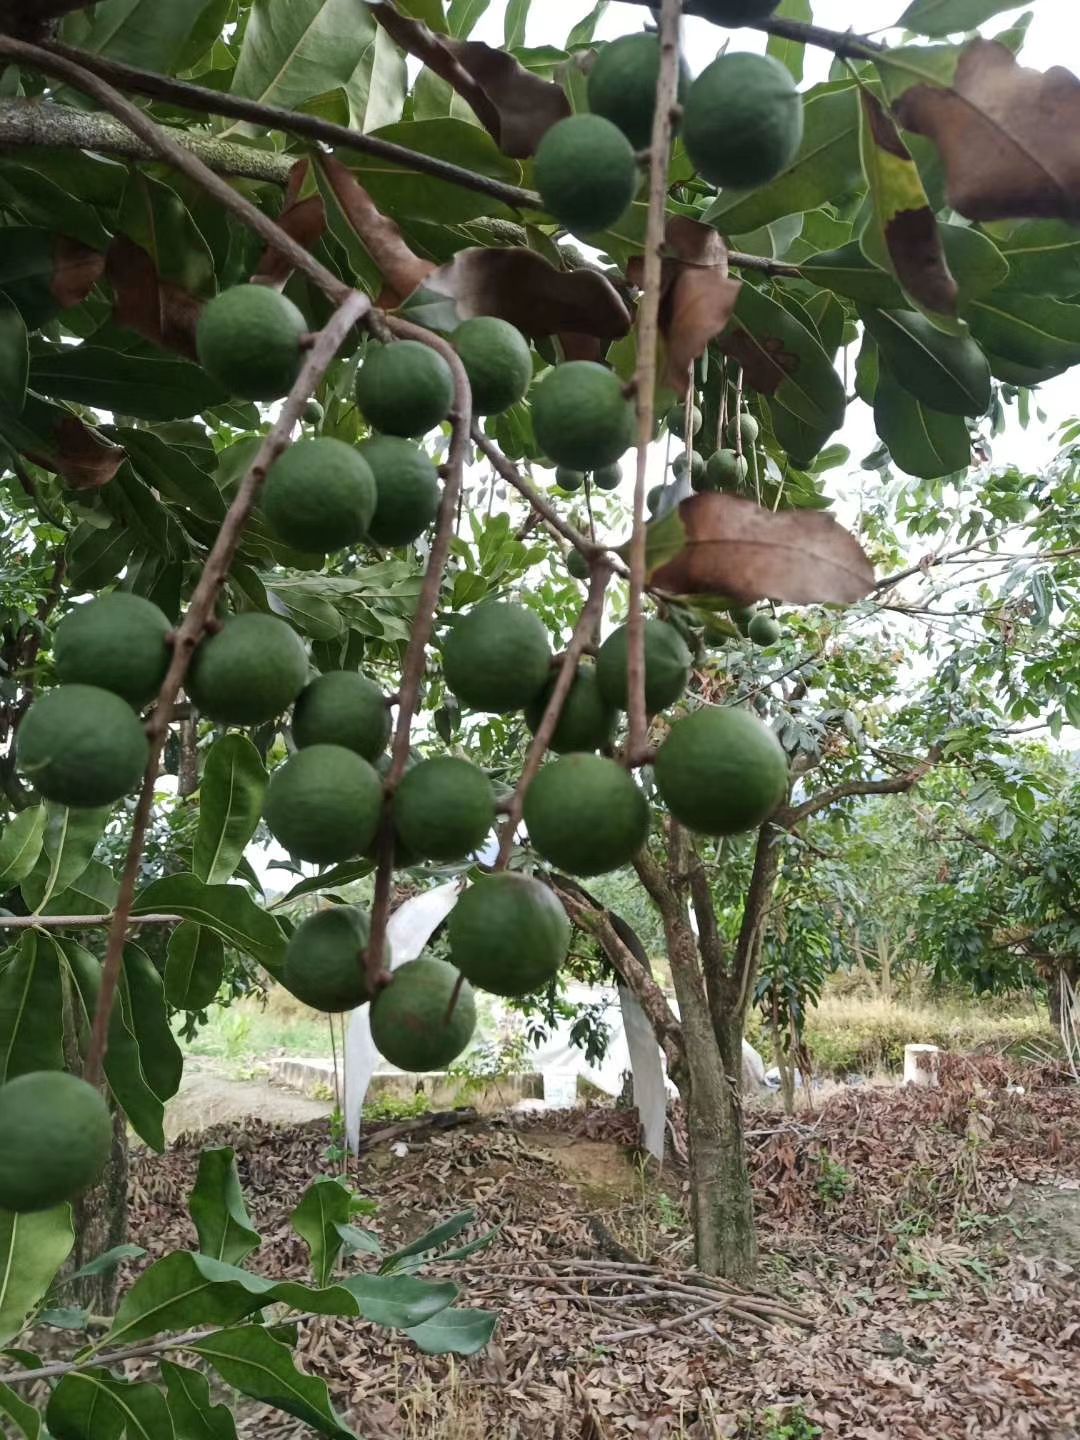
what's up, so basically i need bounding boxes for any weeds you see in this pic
[815,1151,852,1205]
[748,1406,822,1440]
[363,1092,432,1123]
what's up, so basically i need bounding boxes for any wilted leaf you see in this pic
[319,155,433,306]
[403,245,631,340]
[628,217,741,388]
[255,160,327,289]
[889,40,1080,222]
[859,91,957,322]
[372,5,569,156]
[108,234,202,360]
[0,394,125,491]
[648,494,876,604]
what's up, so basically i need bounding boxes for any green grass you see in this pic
[178,989,333,1067]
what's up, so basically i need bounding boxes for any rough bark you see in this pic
[66,1110,129,1315]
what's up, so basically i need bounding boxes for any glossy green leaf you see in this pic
[191,1325,354,1439]
[65,521,137,594]
[122,944,183,1102]
[21,803,109,913]
[0,1378,40,1438]
[380,1209,474,1272]
[67,1243,147,1283]
[861,307,991,415]
[231,0,379,114]
[117,427,226,523]
[504,0,530,49]
[565,0,607,46]
[29,346,226,423]
[766,0,811,81]
[193,735,267,886]
[267,584,345,640]
[117,172,215,298]
[46,1370,124,1440]
[165,923,226,1011]
[270,860,375,908]
[405,1305,497,1355]
[161,1361,238,1440]
[0,932,63,1083]
[990,219,1080,298]
[0,1204,74,1347]
[62,0,217,73]
[189,1148,262,1267]
[345,119,522,223]
[966,292,1080,380]
[704,83,861,235]
[131,875,287,977]
[897,0,1022,37]
[0,807,45,890]
[40,858,119,919]
[334,1222,383,1258]
[342,1272,458,1329]
[292,1178,353,1288]
[346,24,408,132]
[940,223,1009,303]
[873,363,971,479]
[56,937,166,1152]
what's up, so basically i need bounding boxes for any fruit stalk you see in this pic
[362,322,473,990]
[494,561,612,869]
[84,289,371,1089]
[0,34,350,302]
[627,0,683,766]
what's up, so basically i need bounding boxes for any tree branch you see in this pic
[0,0,94,35]
[0,913,180,930]
[621,1,882,60]
[37,39,541,211]
[0,98,296,182]
[627,0,682,766]
[363,321,472,988]
[84,289,371,1088]
[776,748,941,829]
[0,35,348,302]
[633,844,683,928]
[733,821,784,1022]
[686,842,725,980]
[495,561,610,867]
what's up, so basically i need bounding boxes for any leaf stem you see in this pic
[627,0,683,766]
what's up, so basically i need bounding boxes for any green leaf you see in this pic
[565,0,607,47]
[165,924,226,1011]
[161,1361,238,1440]
[0,807,45,890]
[62,0,218,72]
[341,1273,458,1329]
[766,0,811,81]
[873,362,971,479]
[860,307,991,415]
[292,1179,353,1288]
[131,875,287,977]
[49,1374,173,1440]
[56,937,166,1152]
[40,859,119,919]
[122,944,183,1102]
[21,803,109,914]
[29,346,226,423]
[0,932,63,1084]
[193,736,267,886]
[267,585,345,641]
[0,1205,74,1347]
[344,119,522,223]
[117,427,226,524]
[65,521,137,594]
[989,218,1080,298]
[704,83,861,235]
[940,223,1009,303]
[116,173,215,298]
[345,24,408,132]
[46,1370,124,1440]
[0,1378,41,1438]
[67,1243,147,1283]
[269,859,375,908]
[380,1209,474,1273]
[191,1325,355,1439]
[504,0,530,49]
[231,0,379,114]
[965,291,1080,381]
[897,0,1022,37]
[189,1148,262,1267]
[405,1305,497,1356]
[334,1223,382,1259]
[0,295,28,415]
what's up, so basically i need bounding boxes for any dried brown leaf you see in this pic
[51,235,105,309]
[627,217,741,389]
[414,247,631,340]
[108,234,200,359]
[649,494,876,603]
[255,160,326,287]
[320,155,433,307]
[893,39,1080,222]
[373,5,568,157]
[27,414,126,491]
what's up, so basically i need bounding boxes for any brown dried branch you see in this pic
[84,290,371,1088]
[495,562,611,868]
[627,0,682,765]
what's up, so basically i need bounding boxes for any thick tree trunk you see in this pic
[1047,956,1080,1036]
[60,1110,129,1316]
[667,924,757,1282]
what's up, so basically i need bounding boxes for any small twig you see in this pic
[627,0,682,765]
[620,1,883,60]
[37,39,541,212]
[0,35,348,302]
[84,290,371,1088]
[495,562,611,868]
[472,428,601,560]
[363,323,472,987]
[0,913,181,930]
[596,1296,735,1344]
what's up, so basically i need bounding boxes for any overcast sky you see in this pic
[469,1,1079,475]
